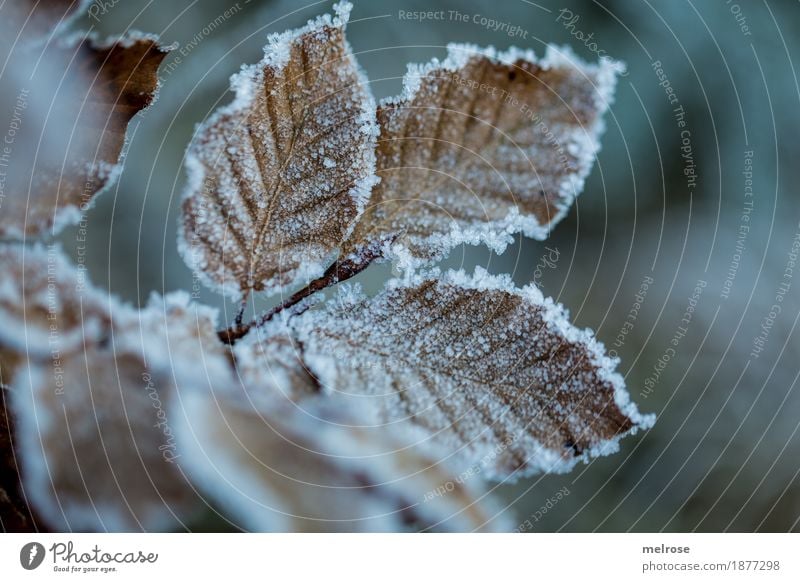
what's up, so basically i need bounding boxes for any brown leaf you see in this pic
[177,328,511,531]
[345,45,622,268]
[180,2,378,300]
[0,33,171,238]
[0,245,224,530]
[291,268,654,480]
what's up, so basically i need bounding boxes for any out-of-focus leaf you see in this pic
[3,1,91,41]
[1,386,43,532]
[0,244,110,365]
[174,324,510,532]
[0,33,172,238]
[0,245,226,531]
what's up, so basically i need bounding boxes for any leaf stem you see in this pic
[217,249,380,345]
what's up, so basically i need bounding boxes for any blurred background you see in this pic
[56,0,800,531]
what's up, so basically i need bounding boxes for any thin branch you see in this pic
[218,247,382,345]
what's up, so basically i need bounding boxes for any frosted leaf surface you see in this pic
[175,323,510,532]
[180,2,379,299]
[0,244,110,377]
[1,386,40,531]
[0,247,228,531]
[347,45,622,268]
[5,1,92,40]
[292,268,654,480]
[0,30,172,239]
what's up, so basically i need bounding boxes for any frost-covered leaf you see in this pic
[180,1,378,300]
[346,45,622,269]
[292,268,654,480]
[174,325,510,532]
[0,246,224,531]
[0,32,171,238]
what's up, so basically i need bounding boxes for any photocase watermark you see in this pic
[652,60,698,194]
[446,71,580,176]
[44,541,157,574]
[20,542,46,570]
[142,372,180,463]
[641,279,706,398]
[46,244,67,395]
[422,434,519,502]
[720,149,754,300]
[531,246,560,286]
[652,60,679,107]
[21,540,159,573]
[74,174,97,294]
[515,486,570,531]
[725,0,752,37]
[555,8,626,74]
[397,9,529,39]
[422,463,484,502]
[188,186,212,300]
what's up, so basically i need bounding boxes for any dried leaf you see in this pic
[232,323,321,404]
[0,246,223,530]
[346,45,622,268]
[180,1,378,299]
[292,268,654,480]
[174,324,510,532]
[0,32,171,239]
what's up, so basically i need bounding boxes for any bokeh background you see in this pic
[55,0,800,531]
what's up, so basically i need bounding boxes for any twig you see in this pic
[217,248,381,345]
